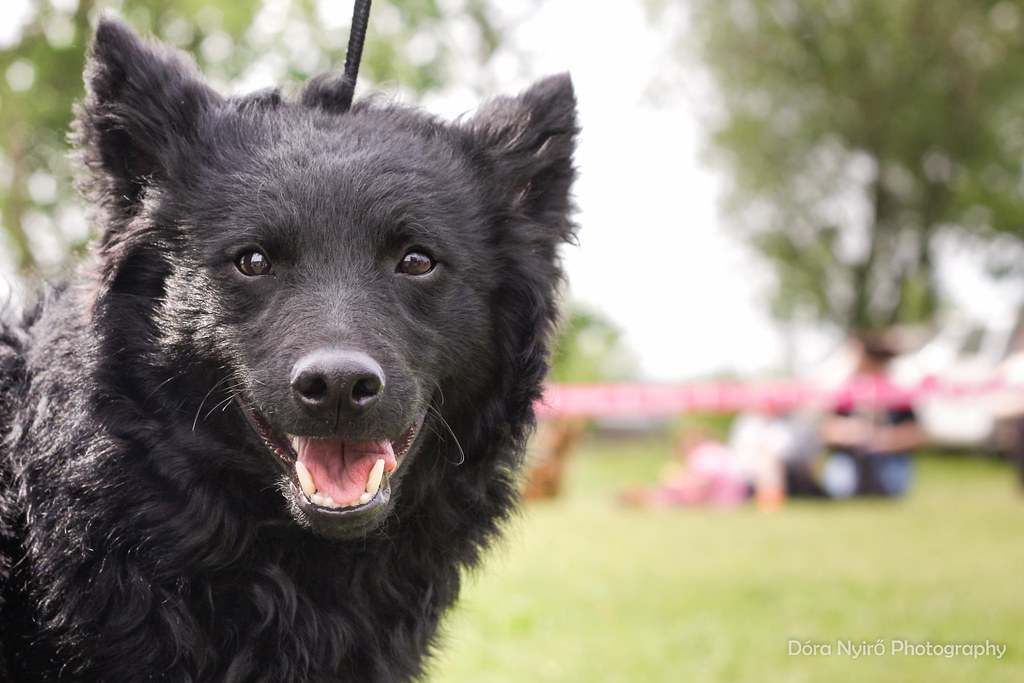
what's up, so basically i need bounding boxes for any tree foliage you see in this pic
[680,0,1024,331]
[0,0,505,275]
[549,304,638,383]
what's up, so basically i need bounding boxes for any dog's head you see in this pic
[75,19,577,539]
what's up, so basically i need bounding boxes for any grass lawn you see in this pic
[428,437,1024,682]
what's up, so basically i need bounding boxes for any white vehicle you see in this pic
[891,315,1024,450]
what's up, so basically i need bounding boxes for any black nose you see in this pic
[290,350,385,419]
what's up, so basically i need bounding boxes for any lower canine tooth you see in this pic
[295,461,316,498]
[366,458,385,496]
[358,492,372,505]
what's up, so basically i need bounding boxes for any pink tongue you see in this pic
[295,438,397,505]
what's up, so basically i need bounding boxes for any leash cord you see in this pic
[338,0,372,112]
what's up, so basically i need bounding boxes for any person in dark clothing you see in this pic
[819,333,924,498]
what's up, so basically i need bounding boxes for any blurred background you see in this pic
[3,0,1024,680]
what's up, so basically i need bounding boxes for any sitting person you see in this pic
[819,333,923,498]
[730,404,825,505]
[619,430,748,508]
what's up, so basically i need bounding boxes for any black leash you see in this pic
[338,0,372,112]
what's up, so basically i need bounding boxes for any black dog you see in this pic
[0,18,576,681]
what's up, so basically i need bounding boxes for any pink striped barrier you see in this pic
[536,377,1008,418]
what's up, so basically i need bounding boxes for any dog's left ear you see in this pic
[468,74,578,236]
[75,18,221,214]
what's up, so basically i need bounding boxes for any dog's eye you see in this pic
[236,250,272,277]
[397,251,434,276]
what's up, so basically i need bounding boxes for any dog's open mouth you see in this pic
[235,396,424,514]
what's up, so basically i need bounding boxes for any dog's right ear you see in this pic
[75,18,220,212]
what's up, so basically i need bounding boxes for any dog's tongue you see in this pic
[294,438,397,505]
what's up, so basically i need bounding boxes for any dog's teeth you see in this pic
[298,456,385,507]
[311,492,341,508]
[289,436,301,453]
[295,461,316,498]
[365,458,385,496]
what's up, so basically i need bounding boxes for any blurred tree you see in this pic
[549,303,638,382]
[662,0,1024,331]
[0,0,507,276]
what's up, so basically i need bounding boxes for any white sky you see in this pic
[425,0,1024,381]
[425,1,819,380]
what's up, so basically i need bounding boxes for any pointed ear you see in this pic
[468,74,578,234]
[75,18,220,211]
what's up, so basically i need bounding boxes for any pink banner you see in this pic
[536,377,1007,418]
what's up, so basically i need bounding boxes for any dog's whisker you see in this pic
[192,375,236,432]
[142,373,181,403]
[203,393,239,421]
[427,406,465,467]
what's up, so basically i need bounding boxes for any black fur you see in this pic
[0,19,576,682]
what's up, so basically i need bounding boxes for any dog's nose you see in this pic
[290,350,385,419]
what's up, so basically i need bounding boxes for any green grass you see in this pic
[427,438,1024,682]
